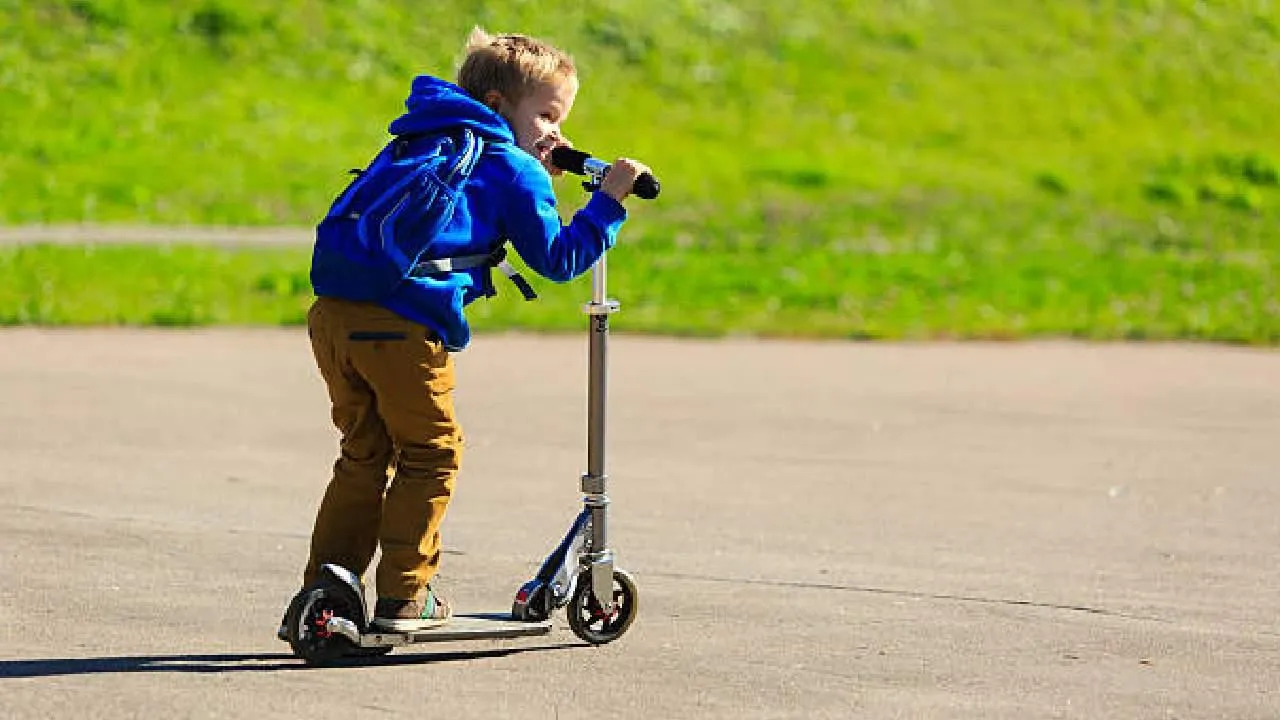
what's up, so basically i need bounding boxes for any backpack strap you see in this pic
[495,255,538,301]
[408,243,538,301]
[410,250,499,275]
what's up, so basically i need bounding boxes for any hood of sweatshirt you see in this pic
[386,75,516,144]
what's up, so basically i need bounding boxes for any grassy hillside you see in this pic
[2,0,1278,342]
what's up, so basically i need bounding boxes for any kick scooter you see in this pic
[284,157,655,664]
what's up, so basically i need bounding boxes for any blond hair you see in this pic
[456,27,576,105]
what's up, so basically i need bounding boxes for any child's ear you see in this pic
[482,90,504,114]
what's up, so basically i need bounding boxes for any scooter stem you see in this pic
[582,256,619,606]
[587,257,611,479]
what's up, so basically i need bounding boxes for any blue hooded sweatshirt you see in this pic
[312,76,627,350]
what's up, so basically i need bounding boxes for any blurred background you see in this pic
[1,0,1276,343]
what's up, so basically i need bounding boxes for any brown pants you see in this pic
[303,297,462,600]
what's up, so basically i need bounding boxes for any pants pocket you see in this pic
[349,330,409,341]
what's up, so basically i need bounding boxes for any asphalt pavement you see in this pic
[1,329,1276,719]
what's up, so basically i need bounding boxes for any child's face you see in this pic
[493,76,578,175]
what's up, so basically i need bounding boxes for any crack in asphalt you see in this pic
[648,570,1171,623]
[0,502,482,555]
[4,502,308,541]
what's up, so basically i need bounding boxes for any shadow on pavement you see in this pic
[0,643,580,678]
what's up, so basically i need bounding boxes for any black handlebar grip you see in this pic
[634,172,661,200]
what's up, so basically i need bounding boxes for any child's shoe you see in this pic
[372,586,452,632]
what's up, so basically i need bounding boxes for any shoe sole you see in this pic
[371,616,451,633]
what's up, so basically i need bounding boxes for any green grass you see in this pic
[5,193,1276,342]
[2,0,1278,343]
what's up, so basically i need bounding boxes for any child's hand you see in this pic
[601,158,652,202]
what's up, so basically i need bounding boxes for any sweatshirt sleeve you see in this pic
[502,162,628,282]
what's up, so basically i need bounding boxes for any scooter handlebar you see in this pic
[550,147,661,200]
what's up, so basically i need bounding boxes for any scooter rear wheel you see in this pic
[512,581,554,622]
[567,568,638,644]
[284,579,362,665]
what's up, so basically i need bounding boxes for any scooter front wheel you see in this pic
[567,568,638,644]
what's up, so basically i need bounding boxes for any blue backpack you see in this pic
[310,129,534,302]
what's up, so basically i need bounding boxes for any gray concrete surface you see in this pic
[0,224,311,246]
[0,329,1276,719]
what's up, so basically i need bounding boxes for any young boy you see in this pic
[289,28,650,633]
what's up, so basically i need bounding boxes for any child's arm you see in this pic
[501,163,631,283]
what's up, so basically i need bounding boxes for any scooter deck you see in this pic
[357,614,553,647]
